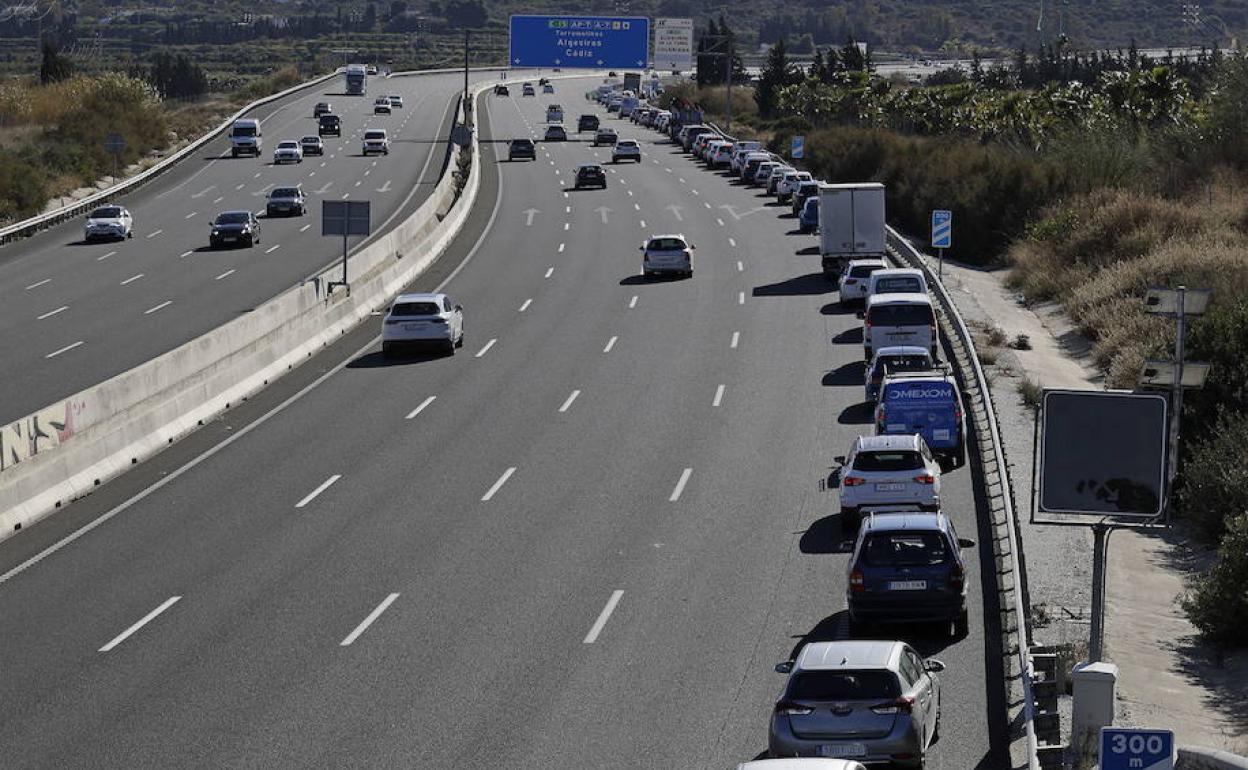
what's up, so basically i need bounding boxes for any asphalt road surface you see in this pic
[0,67,543,425]
[0,76,1008,768]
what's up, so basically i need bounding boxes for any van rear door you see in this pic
[876,379,959,451]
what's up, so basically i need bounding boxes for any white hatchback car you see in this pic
[835,434,941,532]
[838,258,890,304]
[382,293,464,356]
[83,204,134,241]
[776,170,814,201]
[273,140,303,164]
[641,233,694,278]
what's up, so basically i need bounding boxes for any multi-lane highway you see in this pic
[0,76,1008,767]
[0,68,542,425]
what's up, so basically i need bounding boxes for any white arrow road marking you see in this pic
[595,206,611,224]
[375,180,392,193]
[523,208,540,226]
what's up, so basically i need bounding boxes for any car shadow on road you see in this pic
[787,612,852,661]
[820,302,855,316]
[619,273,685,285]
[824,361,865,387]
[347,350,450,368]
[752,273,834,297]
[799,513,855,556]
[838,402,874,425]
[795,245,820,256]
[832,326,864,345]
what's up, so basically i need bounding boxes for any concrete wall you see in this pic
[1179,747,1248,770]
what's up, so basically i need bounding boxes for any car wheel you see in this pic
[847,613,871,637]
[953,609,969,638]
[127,231,134,239]
[445,338,456,356]
[954,440,967,469]
[381,342,393,359]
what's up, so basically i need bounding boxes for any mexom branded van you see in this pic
[875,371,966,469]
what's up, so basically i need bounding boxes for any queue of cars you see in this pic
[616,88,976,767]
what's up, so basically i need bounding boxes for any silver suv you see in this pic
[835,434,941,533]
[770,640,943,767]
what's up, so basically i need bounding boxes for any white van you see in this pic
[863,292,938,361]
[867,268,928,299]
[230,118,262,157]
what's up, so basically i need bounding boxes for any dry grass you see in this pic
[1008,180,1248,387]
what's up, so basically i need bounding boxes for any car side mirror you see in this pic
[774,661,794,674]
[923,658,946,673]
[833,455,846,465]
[957,538,976,549]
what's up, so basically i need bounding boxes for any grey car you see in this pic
[770,640,943,767]
[265,186,306,217]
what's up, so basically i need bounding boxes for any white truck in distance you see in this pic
[818,182,887,278]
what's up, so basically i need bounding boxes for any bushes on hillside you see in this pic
[1179,412,1248,541]
[1181,511,1248,649]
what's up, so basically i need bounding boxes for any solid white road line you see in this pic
[519,298,533,312]
[265,244,281,254]
[731,331,740,349]
[99,596,181,652]
[405,396,436,420]
[628,295,638,309]
[481,467,516,502]
[558,390,581,413]
[96,251,116,261]
[738,291,745,305]
[296,474,342,508]
[146,229,163,238]
[215,269,235,281]
[544,267,554,279]
[475,338,497,358]
[603,336,618,353]
[45,341,84,359]
[582,590,624,644]
[669,468,693,502]
[143,300,172,315]
[340,593,400,647]
[120,273,144,285]
[36,306,68,320]
[25,278,51,290]
[713,384,725,407]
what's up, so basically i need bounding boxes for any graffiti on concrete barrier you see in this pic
[0,400,86,472]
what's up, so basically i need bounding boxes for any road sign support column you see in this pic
[1167,287,1186,512]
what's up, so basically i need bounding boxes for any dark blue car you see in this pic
[847,509,974,637]
[799,196,819,233]
[874,371,966,470]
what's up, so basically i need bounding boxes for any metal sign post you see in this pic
[321,200,371,296]
[930,209,951,279]
[104,133,125,183]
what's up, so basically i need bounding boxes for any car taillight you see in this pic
[774,701,814,716]
[950,561,965,591]
[842,476,866,487]
[849,568,865,592]
[844,278,857,285]
[871,695,915,715]
[913,474,936,484]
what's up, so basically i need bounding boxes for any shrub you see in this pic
[1181,512,1248,648]
[1018,377,1042,410]
[1179,412,1248,540]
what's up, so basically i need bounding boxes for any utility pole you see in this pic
[463,28,471,128]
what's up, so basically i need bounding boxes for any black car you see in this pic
[265,186,306,217]
[209,210,261,249]
[318,114,341,137]
[577,114,599,132]
[574,164,607,189]
[508,138,536,161]
[313,101,332,118]
[494,84,510,96]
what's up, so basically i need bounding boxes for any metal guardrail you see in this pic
[887,229,1040,769]
[0,69,341,246]
[699,116,1039,768]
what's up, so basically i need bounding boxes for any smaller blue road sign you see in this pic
[931,209,952,249]
[509,15,650,69]
[1100,728,1174,770]
[791,135,805,159]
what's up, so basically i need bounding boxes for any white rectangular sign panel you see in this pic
[654,17,693,71]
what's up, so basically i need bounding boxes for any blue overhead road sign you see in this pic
[931,209,952,249]
[509,15,650,69]
[1100,728,1174,770]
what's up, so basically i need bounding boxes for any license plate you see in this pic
[933,429,951,441]
[819,743,866,758]
[875,483,906,491]
[889,580,928,590]
[403,323,425,331]
[223,236,236,241]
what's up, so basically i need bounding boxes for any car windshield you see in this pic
[232,125,257,137]
[619,141,638,148]
[301,136,320,143]
[789,671,900,701]
[278,142,298,149]
[854,451,924,472]
[215,212,249,225]
[391,301,441,317]
[512,139,533,147]
[850,265,885,278]
[364,131,385,140]
[875,277,924,293]
[270,188,300,198]
[880,355,932,375]
[90,207,122,219]
[869,304,935,326]
[862,532,953,567]
[648,238,687,251]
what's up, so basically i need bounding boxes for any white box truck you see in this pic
[818,182,886,278]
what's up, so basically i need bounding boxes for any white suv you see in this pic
[838,258,889,304]
[641,233,694,278]
[776,170,813,201]
[273,140,303,164]
[612,139,642,163]
[362,129,389,156]
[84,204,134,241]
[381,292,464,356]
[835,433,941,532]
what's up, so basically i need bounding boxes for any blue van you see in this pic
[874,371,966,470]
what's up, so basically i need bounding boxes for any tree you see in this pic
[444,0,486,29]
[39,37,73,85]
[755,37,799,118]
[1181,511,1248,648]
[841,38,869,73]
[149,51,208,100]
[363,2,378,32]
